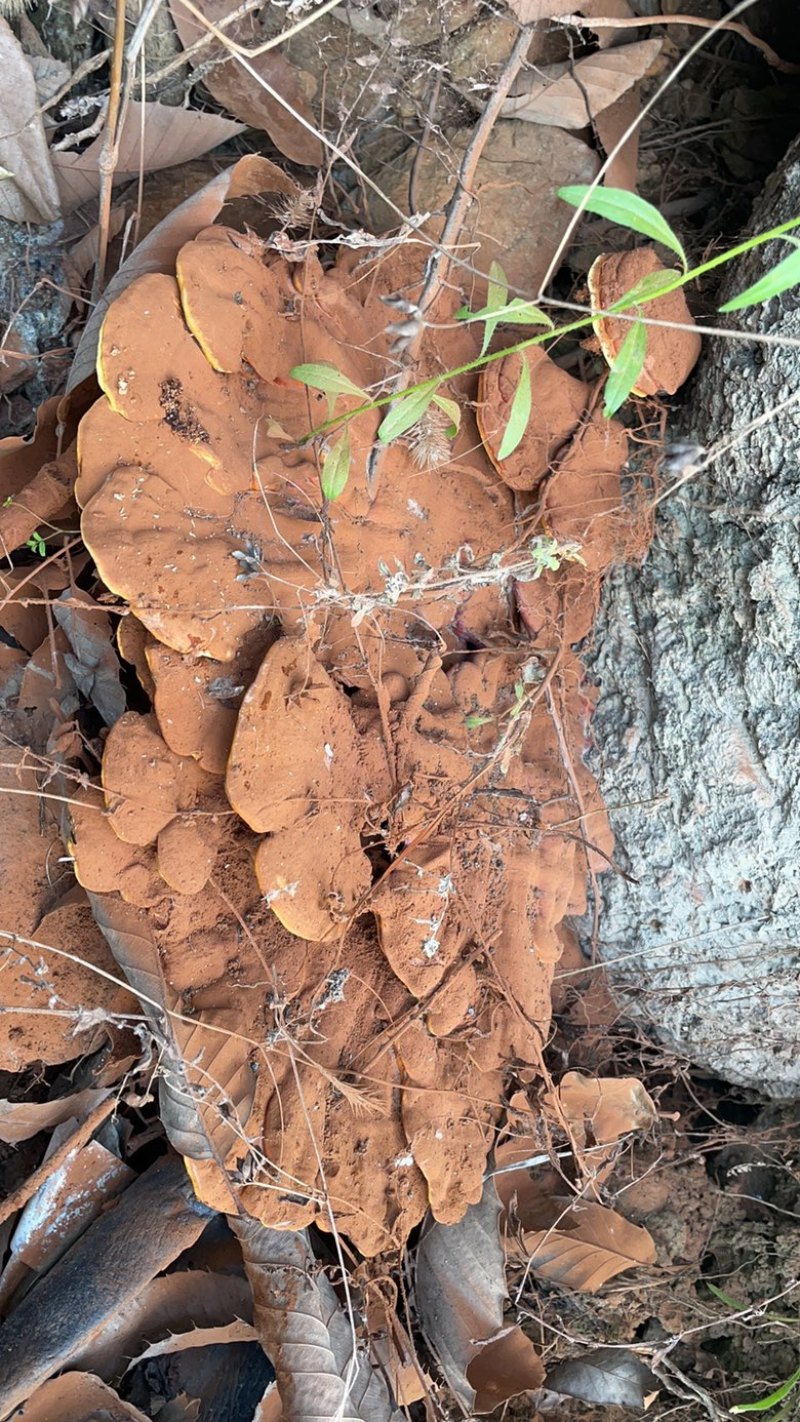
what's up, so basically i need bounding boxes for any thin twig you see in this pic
[415,23,536,320]
[91,0,126,302]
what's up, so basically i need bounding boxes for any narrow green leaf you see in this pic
[431,392,461,436]
[730,1364,800,1414]
[603,319,647,417]
[480,261,509,355]
[610,268,682,310]
[320,428,351,501]
[719,244,800,313]
[377,382,437,444]
[498,298,554,327]
[705,1282,748,1311]
[290,362,367,400]
[486,260,508,314]
[558,185,687,269]
[497,357,531,460]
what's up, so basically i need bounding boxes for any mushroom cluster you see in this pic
[66,227,687,1251]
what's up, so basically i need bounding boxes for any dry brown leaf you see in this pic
[87,893,255,1213]
[555,1072,657,1145]
[0,1156,213,1418]
[123,1319,259,1371]
[0,1089,110,1145]
[52,101,244,214]
[235,1216,403,1422]
[254,1384,282,1422]
[0,18,60,222]
[67,152,297,393]
[73,1272,254,1382]
[505,0,634,44]
[168,0,322,166]
[415,1182,544,1413]
[516,1198,656,1292]
[10,1372,153,1422]
[501,39,663,128]
[594,90,641,190]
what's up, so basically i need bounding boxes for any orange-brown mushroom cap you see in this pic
[588,247,701,396]
[477,346,589,490]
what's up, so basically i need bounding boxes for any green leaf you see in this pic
[705,1282,748,1311]
[290,362,367,400]
[481,260,509,354]
[377,382,437,444]
[610,268,682,310]
[603,319,647,417]
[431,392,461,436]
[320,428,351,501]
[497,298,553,327]
[486,260,508,313]
[719,244,800,312]
[497,357,531,460]
[730,1364,800,1414]
[558,185,687,269]
[465,712,494,728]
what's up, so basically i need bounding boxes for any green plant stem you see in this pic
[295,212,800,447]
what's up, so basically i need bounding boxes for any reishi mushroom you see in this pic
[588,246,701,396]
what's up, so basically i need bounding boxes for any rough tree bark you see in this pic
[586,134,800,1098]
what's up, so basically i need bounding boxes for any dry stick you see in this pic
[561,11,800,74]
[365,22,536,488]
[91,0,127,304]
[0,1093,116,1227]
[414,23,536,325]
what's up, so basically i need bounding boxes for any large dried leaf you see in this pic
[0,1156,213,1417]
[72,1271,254,1382]
[554,1072,657,1145]
[88,894,257,1211]
[516,1198,656,1292]
[53,101,244,213]
[67,153,297,392]
[10,1372,153,1422]
[0,1089,109,1145]
[546,1347,658,1407]
[169,0,322,166]
[234,1216,402,1422]
[0,18,60,222]
[501,40,662,128]
[54,590,126,726]
[415,1182,544,1414]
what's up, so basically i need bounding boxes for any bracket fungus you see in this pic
[68,223,640,1252]
[588,246,701,396]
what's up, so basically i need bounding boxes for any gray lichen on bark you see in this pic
[586,135,800,1098]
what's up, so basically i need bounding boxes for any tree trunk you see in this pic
[587,134,800,1098]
